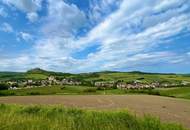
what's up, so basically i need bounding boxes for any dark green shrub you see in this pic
[112,86,117,89]
[83,88,97,93]
[60,86,66,90]
[137,77,145,80]
[97,87,105,90]
[0,83,9,90]
[27,92,41,95]
[11,83,19,87]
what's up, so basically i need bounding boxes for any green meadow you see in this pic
[0,85,190,100]
[0,104,186,130]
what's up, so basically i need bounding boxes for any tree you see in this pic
[0,83,9,90]
[11,83,19,87]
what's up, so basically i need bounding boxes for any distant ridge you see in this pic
[26,68,73,77]
[128,71,177,75]
[27,68,48,74]
[0,68,190,82]
[0,68,189,75]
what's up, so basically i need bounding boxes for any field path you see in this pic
[0,95,190,128]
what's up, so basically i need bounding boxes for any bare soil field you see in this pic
[0,95,190,128]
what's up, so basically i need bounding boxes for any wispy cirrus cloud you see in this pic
[67,0,190,72]
[0,0,190,73]
[41,0,86,37]
[88,0,122,24]
[1,0,42,22]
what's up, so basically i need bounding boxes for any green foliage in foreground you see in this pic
[0,104,186,130]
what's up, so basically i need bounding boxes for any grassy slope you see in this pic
[25,73,48,80]
[0,73,47,81]
[155,87,190,99]
[0,104,186,130]
[1,71,190,83]
[85,72,190,83]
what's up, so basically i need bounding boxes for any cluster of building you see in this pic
[94,80,157,89]
[2,75,190,90]
[5,76,82,89]
[94,80,190,89]
[94,81,116,88]
[38,76,82,86]
[116,82,158,89]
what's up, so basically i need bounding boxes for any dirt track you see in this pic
[0,95,190,128]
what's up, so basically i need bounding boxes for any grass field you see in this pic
[0,104,186,130]
[1,85,190,99]
[155,87,190,99]
[125,87,190,99]
[0,85,190,100]
[0,86,99,96]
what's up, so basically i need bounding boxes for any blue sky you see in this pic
[0,0,190,73]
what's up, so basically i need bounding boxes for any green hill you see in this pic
[0,69,190,83]
[26,68,48,74]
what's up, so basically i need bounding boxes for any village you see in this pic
[2,75,190,90]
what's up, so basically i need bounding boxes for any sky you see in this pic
[0,0,190,73]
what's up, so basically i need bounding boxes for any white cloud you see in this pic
[1,0,190,72]
[0,7,7,17]
[0,55,35,72]
[2,0,42,22]
[31,0,190,72]
[89,0,122,24]
[34,37,72,58]
[41,0,86,37]
[0,22,13,33]
[71,0,190,72]
[154,0,186,12]
[27,12,38,22]
[19,32,33,41]
[0,0,88,72]
[2,0,42,12]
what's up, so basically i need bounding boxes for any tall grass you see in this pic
[0,104,185,130]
